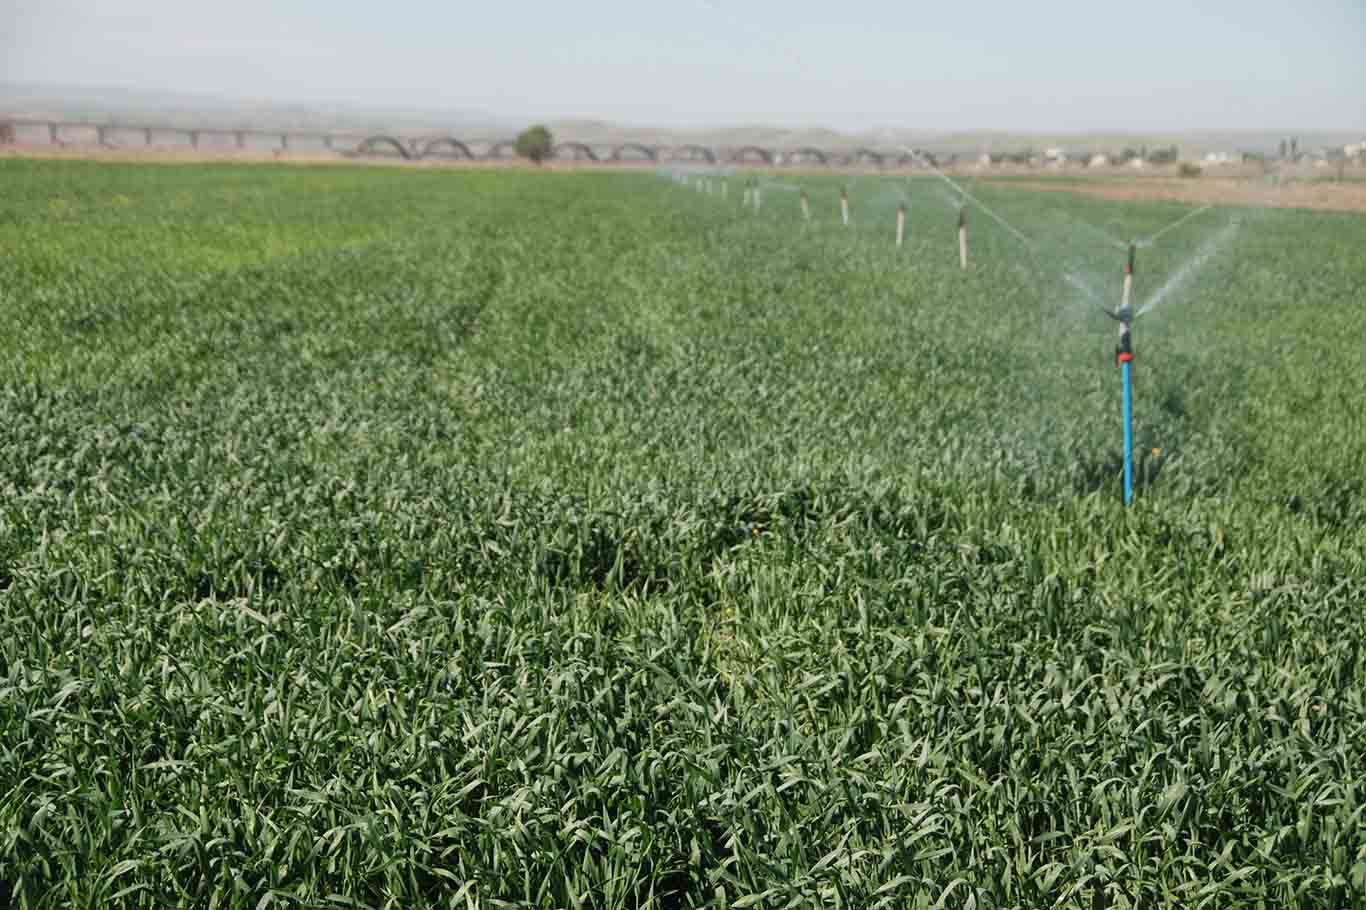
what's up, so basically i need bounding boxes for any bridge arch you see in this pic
[670,144,716,164]
[609,142,658,162]
[851,148,885,167]
[553,142,600,162]
[786,147,828,166]
[355,136,412,160]
[731,145,774,165]
[421,137,475,159]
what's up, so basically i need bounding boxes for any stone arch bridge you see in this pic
[0,118,924,168]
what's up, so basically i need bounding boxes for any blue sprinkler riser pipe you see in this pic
[1114,241,1136,506]
[1122,360,1134,506]
[1109,243,1141,502]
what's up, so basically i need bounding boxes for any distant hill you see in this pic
[4,82,1361,157]
[0,82,513,134]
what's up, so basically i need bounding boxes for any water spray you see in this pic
[904,148,1034,248]
[958,207,968,270]
[1136,218,1240,318]
[801,189,810,221]
[1141,204,1212,247]
[1107,243,1137,505]
[896,203,906,248]
[841,187,850,226]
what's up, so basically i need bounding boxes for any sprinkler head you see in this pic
[1113,299,1134,366]
[1126,242,1137,275]
[1115,325,1133,366]
[958,208,966,229]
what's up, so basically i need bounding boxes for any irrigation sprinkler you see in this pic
[896,203,906,247]
[753,181,762,214]
[800,190,810,221]
[840,187,850,226]
[1106,243,1138,506]
[958,207,968,270]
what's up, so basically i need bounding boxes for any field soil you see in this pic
[998,174,1366,213]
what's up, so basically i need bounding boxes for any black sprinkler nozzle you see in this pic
[1115,325,1132,364]
[1113,305,1133,366]
[1127,242,1137,275]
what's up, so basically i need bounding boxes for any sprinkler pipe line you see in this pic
[958,207,968,270]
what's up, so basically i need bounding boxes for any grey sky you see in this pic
[4,0,1364,130]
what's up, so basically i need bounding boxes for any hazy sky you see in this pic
[4,0,1364,131]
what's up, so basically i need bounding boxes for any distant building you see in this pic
[1088,154,1109,168]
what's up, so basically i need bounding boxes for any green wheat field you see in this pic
[2,158,1364,908]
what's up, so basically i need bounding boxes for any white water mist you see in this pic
[1137,220,1241,317]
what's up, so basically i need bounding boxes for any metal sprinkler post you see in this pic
[840,187,850,226]
[896,203,906,247]
[800,190,810,221]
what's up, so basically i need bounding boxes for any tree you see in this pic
[1146,145,1179,165]
[515,125,553,165]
